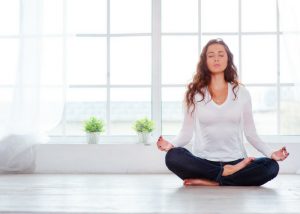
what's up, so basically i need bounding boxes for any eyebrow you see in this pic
[207,51,225,54]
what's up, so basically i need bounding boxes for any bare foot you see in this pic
[184,178,219,186]
[222,157,255,176]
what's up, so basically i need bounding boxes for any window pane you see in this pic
[110,88,151,135]
[42,0,63,34]
[110,37,151,85]
[242,0,276,32]
[110,0,151,34]
[41,38,64,85]
[0,39,18,85]
[279,0,300,32]
[67,37,107,85]
[201,36,239,71]
[162,36,198,84]
[280,86,300,135]
[41,87,65,135]
[248,86,277,135]
[201,0,238,32]
[67,0,106,34]
[65,88,107,136]
[0,88,13,102]
[0,88,13,130]
[280,34,300,83]
[242,35,277,84]
[162,87,186,135]
[0,0,19,35]
[162,0,198,33]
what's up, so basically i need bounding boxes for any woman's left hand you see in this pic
[271,146,289,161]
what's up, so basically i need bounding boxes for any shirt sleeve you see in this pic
[170,104,194,147]
[242,89,274,158]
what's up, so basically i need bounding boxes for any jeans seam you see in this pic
[216,162,223,185]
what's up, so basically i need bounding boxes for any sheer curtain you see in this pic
[278,0,300,173]
[279,0,300,92]
[0,0,64,173]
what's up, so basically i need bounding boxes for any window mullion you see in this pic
[107,0,111,136]
[276,0,280,134]
[198,0,202,54]
[238,0,242,80]
[62,0,67,136]
[152,0,162,140]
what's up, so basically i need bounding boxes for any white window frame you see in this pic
[5,0,295,144]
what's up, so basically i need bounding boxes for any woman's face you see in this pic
[206,44,228,74]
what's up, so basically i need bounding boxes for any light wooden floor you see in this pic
[0,174,299,214]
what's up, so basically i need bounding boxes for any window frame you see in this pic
[50,0,299,142]
[1,0,298,143]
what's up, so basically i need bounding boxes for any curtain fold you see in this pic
[0,0,64,173]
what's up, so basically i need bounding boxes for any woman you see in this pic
[156,38,289,186]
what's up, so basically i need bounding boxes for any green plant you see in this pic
[84,116,105,133]
[133,117,155,133]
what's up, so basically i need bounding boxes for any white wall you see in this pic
[35,142,299,174]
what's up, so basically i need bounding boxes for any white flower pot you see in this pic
[86,132,101,144]
[138,132,151,145]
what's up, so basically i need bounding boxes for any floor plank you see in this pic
[0,174,299,214]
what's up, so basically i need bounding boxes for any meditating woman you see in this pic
[156,38,289,186]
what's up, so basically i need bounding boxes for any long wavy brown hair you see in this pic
[185,38,240,115]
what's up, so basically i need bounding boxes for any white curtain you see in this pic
[278,0,300,173]
[279,0,300,92]
[0,0,64,173]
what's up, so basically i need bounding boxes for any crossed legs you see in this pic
[165,147,279,186]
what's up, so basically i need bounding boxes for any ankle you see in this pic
[222,165,232,176]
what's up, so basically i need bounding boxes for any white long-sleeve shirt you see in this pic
[170,82,274,162]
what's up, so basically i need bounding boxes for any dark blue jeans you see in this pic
[165,147,279,186]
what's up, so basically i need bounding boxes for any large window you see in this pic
[51,0,152,137]
[162,0,300,137]
[1,0,299,141]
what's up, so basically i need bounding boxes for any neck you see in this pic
[209,73,227,90]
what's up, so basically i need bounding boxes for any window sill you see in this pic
[35,139,300,174]
[47,135,300,144]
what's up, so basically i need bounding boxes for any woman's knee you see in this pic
[165,147,186,169]
[258,158,279,180]
[266,159,280,179]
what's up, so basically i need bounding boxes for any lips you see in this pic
[213,64,221,67]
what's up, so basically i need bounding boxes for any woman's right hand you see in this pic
[156,135,174,152]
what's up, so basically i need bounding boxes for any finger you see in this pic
[281,153,289,161]
[280,147,287,156]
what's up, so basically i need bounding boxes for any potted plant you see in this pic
[84,116,105,144]
[132,117,155,145]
